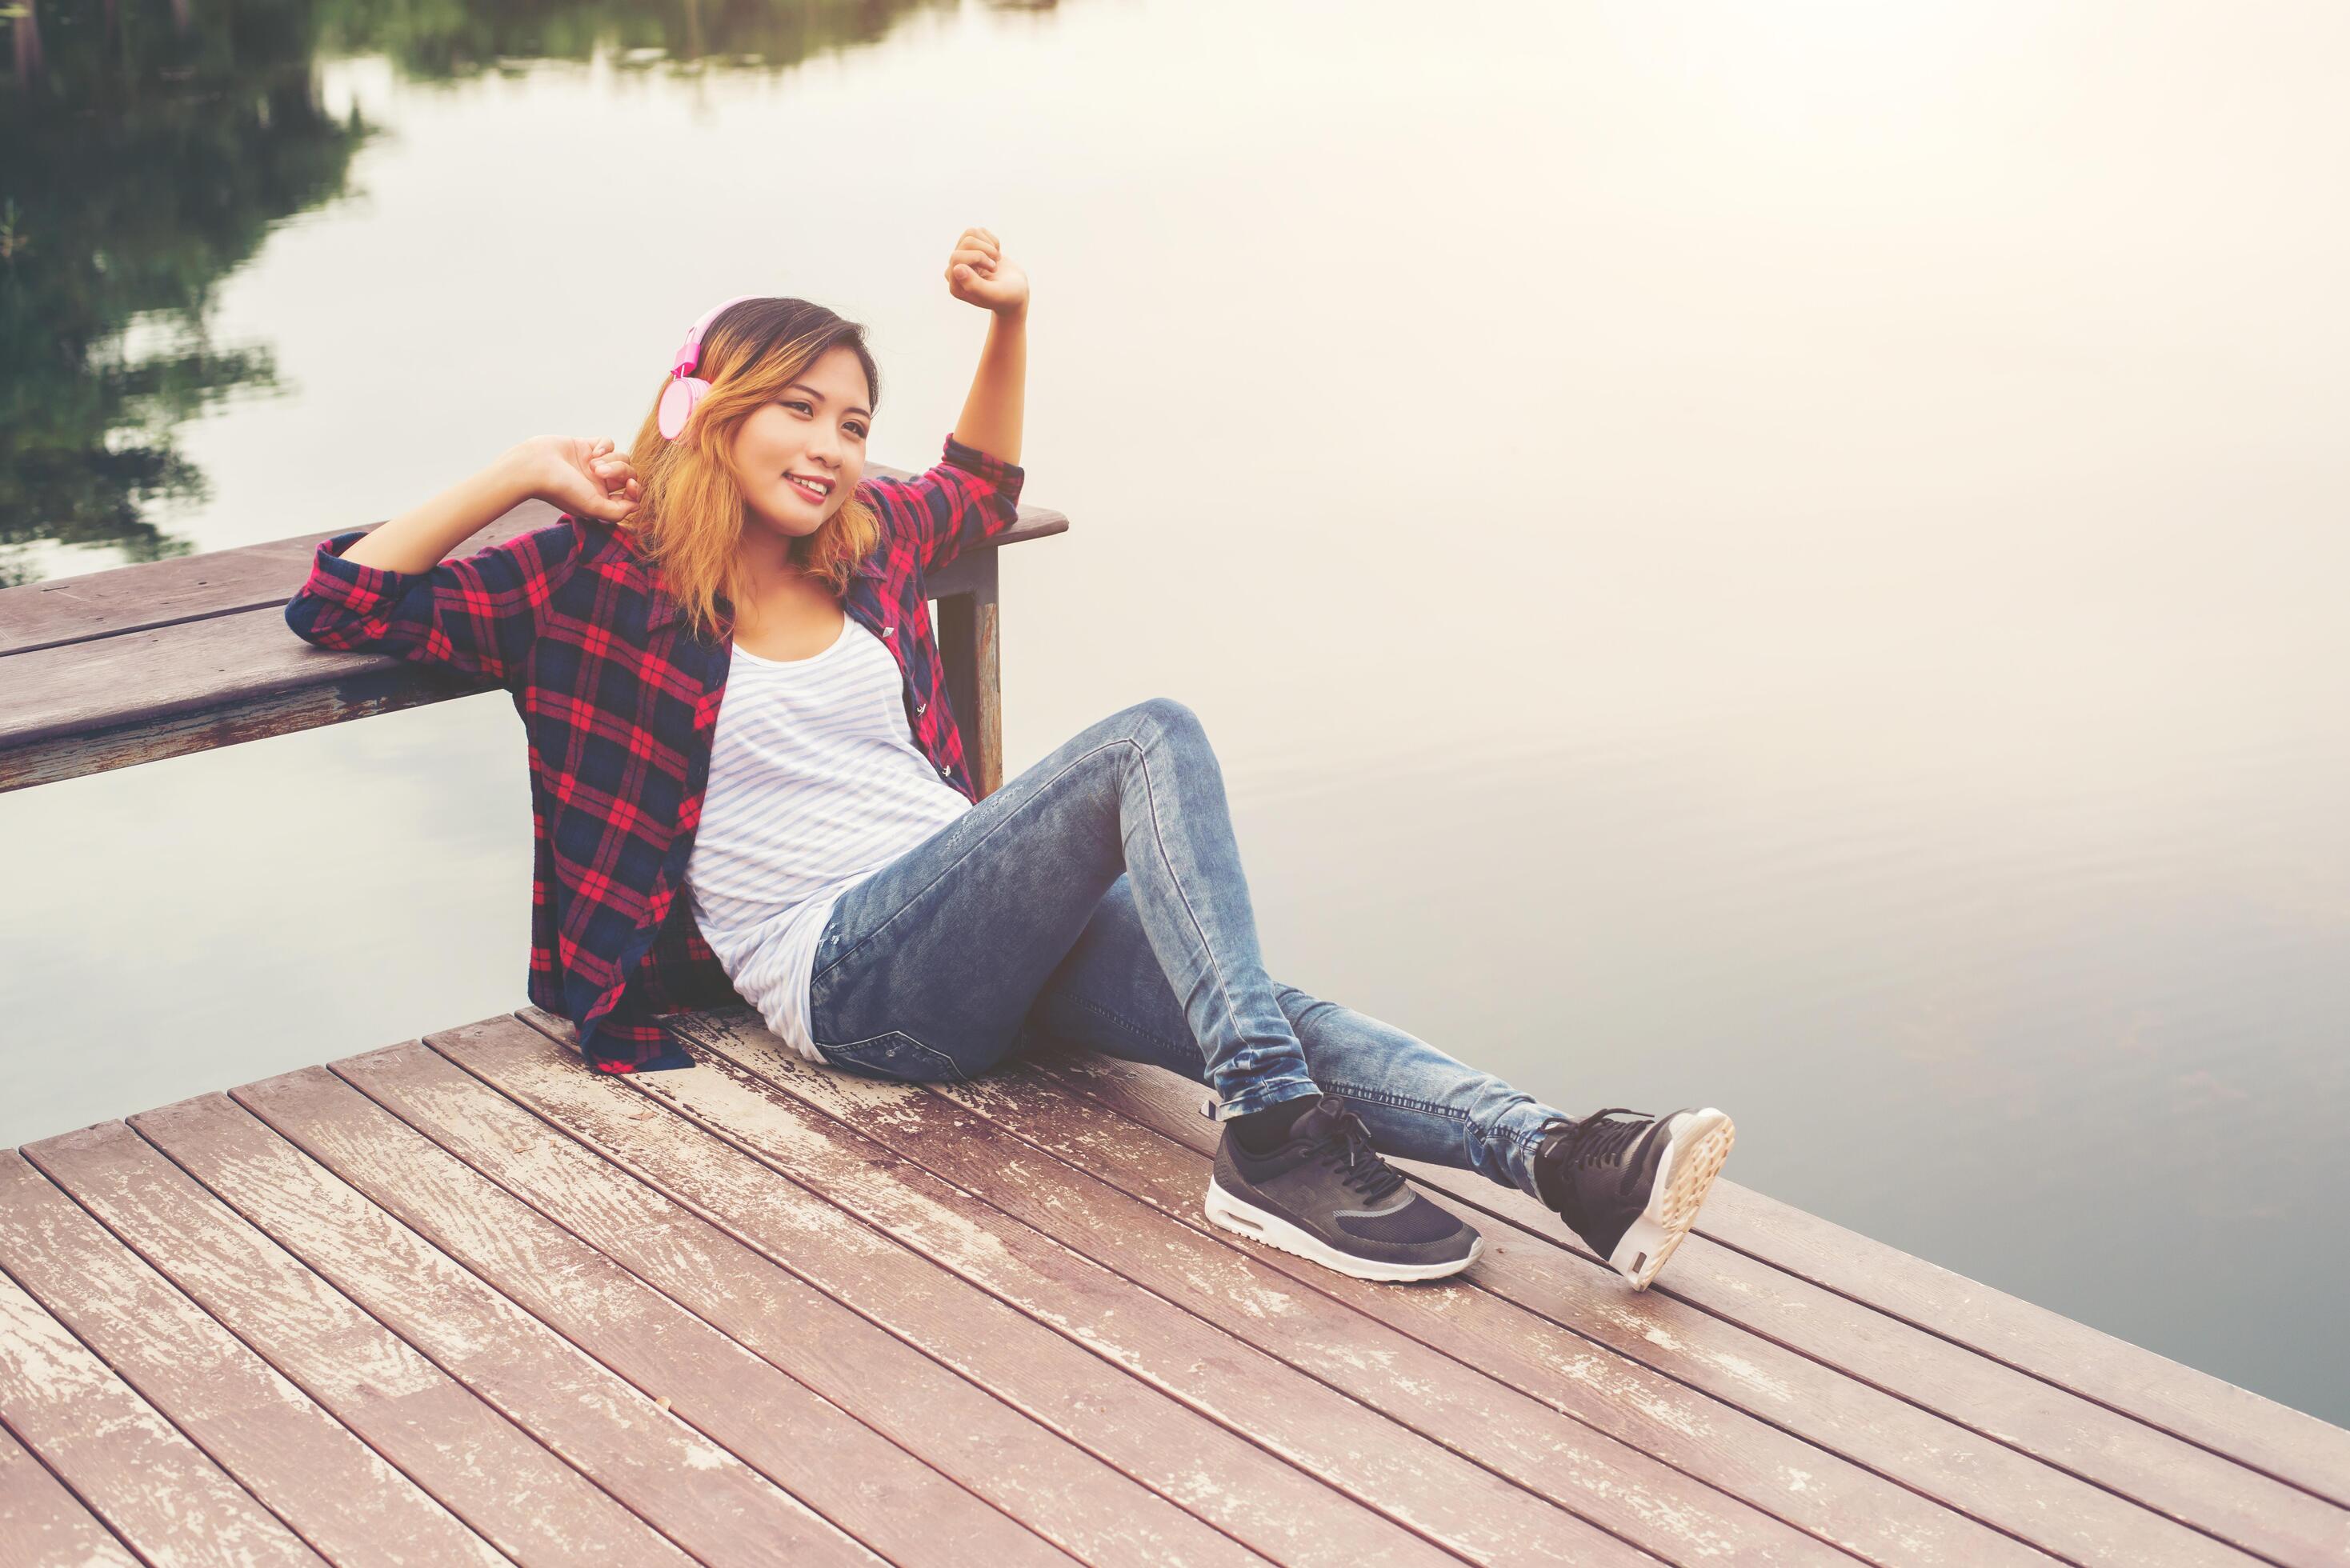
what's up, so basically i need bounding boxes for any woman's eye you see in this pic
[848,424,869,439]
[782,400,812,415]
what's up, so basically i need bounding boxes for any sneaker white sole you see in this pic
[1204,1178,1483,1282]
[1608,1109,1736,1291]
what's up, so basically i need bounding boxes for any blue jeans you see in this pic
[807,698,1571,1200]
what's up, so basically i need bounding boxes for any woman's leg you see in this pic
[1019,874,1574,1204]
[806,698,1321,1121]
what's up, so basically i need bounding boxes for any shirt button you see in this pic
[915,702,925,714]
[883,625,895,637]
[939,762,950,774]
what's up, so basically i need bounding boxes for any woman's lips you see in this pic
[786,476,829,504]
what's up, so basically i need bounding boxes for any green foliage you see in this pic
[1,0,952,586]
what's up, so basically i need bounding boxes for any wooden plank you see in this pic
[0,1424,138,1568]
[438,1014,1463,1568]
[0,604,504,793]
[668,1013,1880,1567]
[125,1091,880,1567]
[0,1153,503,1568]
[0,487,1066,794]
[0,1262,326,1566]
[1029,1043,2347,1566]
[499,1010,1677,1566]
[825,1040,2104,1567]
[21,1118,697,1566]
[328,1038,1268,1568]
[227,1061,1075,1568]
[1691,1180,2350,1508]
[0,510,555,655]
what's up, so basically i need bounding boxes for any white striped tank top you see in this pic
[684,613,973,1062]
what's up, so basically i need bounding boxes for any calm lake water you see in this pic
[5,0,2346,1425]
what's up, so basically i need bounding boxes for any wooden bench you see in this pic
[0,462,1068,797]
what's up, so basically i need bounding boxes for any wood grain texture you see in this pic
[442,1014,1458,1568]
[0,1424,138,1568]
[1691,1179,2350,1509]
[329,1036,1269,1568]
[502,1007,1661,1567]
[228,1060,1074,1568]
[0,1153,502,1568]
[671,1010,1864,1567]
[1030,1042,2346,1567]
[0,1264,326,1566]
[20,1118,694,1566]
[0,509,556,656]
[847,1041,2077,1568]
[125,1090,878,1567]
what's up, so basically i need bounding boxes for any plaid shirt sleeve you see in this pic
[283,517,584,688]
[862,433,1027,578]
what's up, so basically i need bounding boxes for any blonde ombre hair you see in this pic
[618,298,886,645]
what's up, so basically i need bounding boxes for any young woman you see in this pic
[285,228,1735,1290]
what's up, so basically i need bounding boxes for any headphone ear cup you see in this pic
[658,376,712,440]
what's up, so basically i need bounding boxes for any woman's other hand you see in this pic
[507,436,641,522]
[946,227,1030,318]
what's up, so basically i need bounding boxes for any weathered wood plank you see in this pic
[502,1009,1664,1566]
[1691,1180,2350,1509]
[21,1118,696,1566]
[811,1038,2091,1568]
[438,1014,1461,1567]
[1029,1043,2348,1566]
[0,1262,326,1566]
[228,1061,1074,1568]
[0,603,506,793]
[0,1424,139,1568]
[0,1152,503,1568]
[329,1037,1270,1568]
[934,551,1003,798]
[126,1091,880,1567]
[0,486,1064,794]
[669,1013,1864,1567]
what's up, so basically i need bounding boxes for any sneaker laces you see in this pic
[1561,1108,1655,1170]
[1297,1100,1409,1206]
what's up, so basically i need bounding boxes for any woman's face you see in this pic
[728,343,872,539]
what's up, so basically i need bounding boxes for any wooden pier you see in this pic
[3,502,2347,1566]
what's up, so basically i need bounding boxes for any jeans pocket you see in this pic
[815,1030,967,1085]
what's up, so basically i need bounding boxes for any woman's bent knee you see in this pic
[1117,695,1204,746]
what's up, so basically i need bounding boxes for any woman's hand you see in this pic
[506,436,640,522]
[945,227,1029,318]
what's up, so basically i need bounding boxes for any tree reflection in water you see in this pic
[0,0,955,586]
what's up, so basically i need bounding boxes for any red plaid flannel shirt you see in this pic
[285,434,1026,1072]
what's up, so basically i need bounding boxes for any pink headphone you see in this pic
[657,294,759,439]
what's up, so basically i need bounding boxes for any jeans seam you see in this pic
[819,1028,967,1083]
[1324,1081,1472,1126]
[1131,730,1272,1074]
[813,738,1135,984]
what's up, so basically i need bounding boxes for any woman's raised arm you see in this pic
[344,438,639,573]
[944,226,1028,466]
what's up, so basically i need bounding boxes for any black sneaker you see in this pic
[1202,1094,1483,1282]
[1532,1106,1735,1290]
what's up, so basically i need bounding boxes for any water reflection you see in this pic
[0,0,964,586]
[314,0,958,82]
[1,0,353,582]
